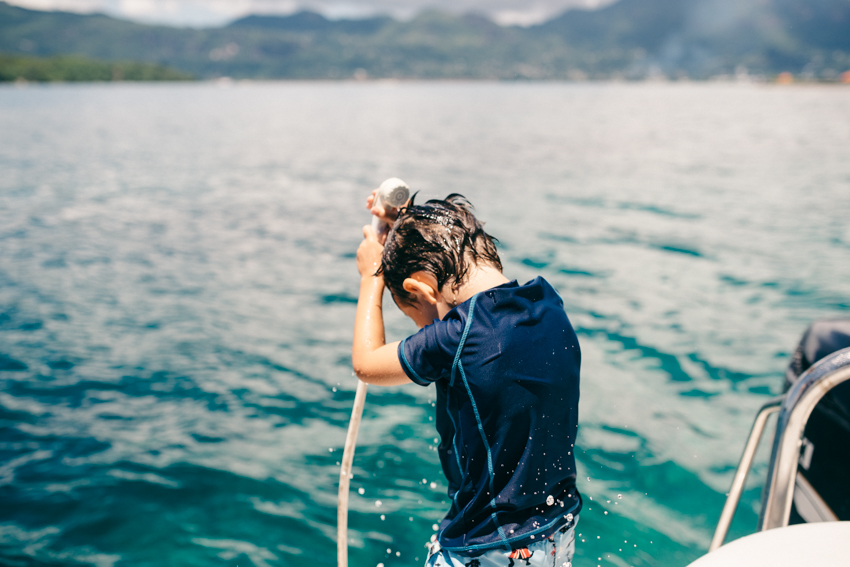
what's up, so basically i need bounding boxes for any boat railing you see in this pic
[709,346,850,552]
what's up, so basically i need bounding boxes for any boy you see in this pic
[353,194,582,567]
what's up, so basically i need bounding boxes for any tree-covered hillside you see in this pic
[1,0,848,80]
[0,52,193,81]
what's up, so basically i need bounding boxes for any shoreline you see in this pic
[4,76,849,86]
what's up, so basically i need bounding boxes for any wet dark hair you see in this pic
[378,193,502,306]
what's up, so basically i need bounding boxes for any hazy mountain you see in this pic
[229,11,392,34]
[0,0,847,80]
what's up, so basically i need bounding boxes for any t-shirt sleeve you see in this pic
[398,318,461,386]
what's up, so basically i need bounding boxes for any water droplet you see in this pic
[530,535,535,539]
[386,548,391,554]
[430,482,437,489]
[546,495,555,506]
[618,494,623,499]
[329,448,333,452]
[566,513,573,522]
[396,552,400,557]
[422,478,427,484]
[604,511,608,515]
[432,524,439,531]
[375,500,382,507]
[377,564,384,567]
[380,515,385,520]
[358,487,365,495]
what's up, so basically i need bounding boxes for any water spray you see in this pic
[337,178,410,567]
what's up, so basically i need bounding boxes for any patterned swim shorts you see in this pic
[424,517,578,567]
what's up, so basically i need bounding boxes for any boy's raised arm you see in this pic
[352,225,411,386]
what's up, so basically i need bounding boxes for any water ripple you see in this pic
[1,82,849,567]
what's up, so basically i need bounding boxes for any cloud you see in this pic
[6,0,616,27]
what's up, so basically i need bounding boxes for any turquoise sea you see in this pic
[1,82,849,567]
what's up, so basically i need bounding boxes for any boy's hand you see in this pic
[357,225,384,278]
[367,189,401,237]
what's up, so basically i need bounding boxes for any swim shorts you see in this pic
[424,517,577,567]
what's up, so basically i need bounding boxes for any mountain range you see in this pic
[1,0,848,80]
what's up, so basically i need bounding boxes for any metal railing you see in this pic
[709,347,850,551]
[708,396,782,551]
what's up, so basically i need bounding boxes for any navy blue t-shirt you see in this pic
[398,277,582,555]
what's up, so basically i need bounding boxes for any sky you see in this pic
[5,0,616,27]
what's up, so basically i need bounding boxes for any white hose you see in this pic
[339,179,407,566]
[337,379,369,567]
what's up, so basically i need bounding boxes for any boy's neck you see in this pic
[441,265,510,314]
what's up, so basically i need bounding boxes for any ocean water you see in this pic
[0,81,849,567]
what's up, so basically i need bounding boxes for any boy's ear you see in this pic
[402,274,439,306]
